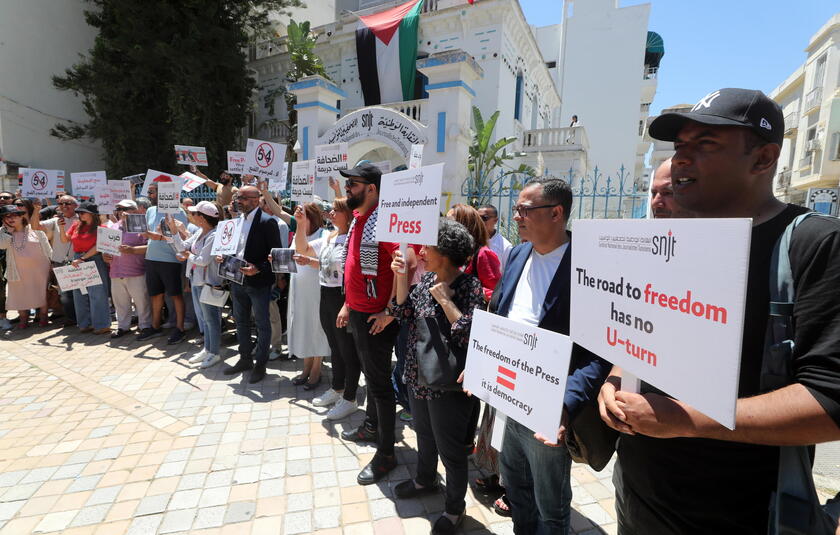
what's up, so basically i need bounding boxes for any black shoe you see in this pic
[137,327,163,341]
[224,359,254,376]
[111,328,131,339]
[302,376,321,391]
[394,479,439,499]
[167,328,186,345]
[431,512,464,535]
[341,425,378,443]
[357,454,397,485]
[249,365,267,384]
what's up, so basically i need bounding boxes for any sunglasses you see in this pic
[0,196,13,201]
[346,179,371,188]
[57,201,76,206]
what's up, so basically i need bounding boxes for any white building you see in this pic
[248,0,659,218]
[0,0,104,192]
[770,13,840,211]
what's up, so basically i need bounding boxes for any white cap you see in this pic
[116,199,138,209]
[188,200,219,217]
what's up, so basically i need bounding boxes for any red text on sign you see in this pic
[388,214,422,234]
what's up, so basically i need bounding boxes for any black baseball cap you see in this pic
[649,88,784,146]
[339,162,382,188]
[0,205,23,216]
[75,202,100,215]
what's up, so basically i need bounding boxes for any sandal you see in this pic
[493,495,512,517]
[291,374,309,386]
[475,474,503,493]
[302,376,321,391]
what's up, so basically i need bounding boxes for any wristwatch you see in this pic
[384,306,393,316]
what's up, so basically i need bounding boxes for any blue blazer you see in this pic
[242,208,282,288]
[490,237,610,420]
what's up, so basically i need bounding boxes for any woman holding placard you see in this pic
[60,202,111,334]
[389,219,485,535]
[0,204,52,328]
[288,203,330,390]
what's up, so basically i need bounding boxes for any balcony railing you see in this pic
[775,169,791,192]
[805,87,823,112]
[784,112,799,134]
[522,126,589,152]
[344,98,427,123]
[643,66,658,80]
[799,152,813,171]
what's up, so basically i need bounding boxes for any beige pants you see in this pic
[111,275,152,331]
[269,299,284,350]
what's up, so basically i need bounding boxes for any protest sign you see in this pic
[268,162,289,193]
[227,151,246,174]
[157,179,183,214]
[124,213,147,233]
[140,169,180,197]
[21,168,60,199]
[108,180,132,202]
[270,248,298,274]
[93,184,114,214]
[70,171,107,198]
[174,145,208,166]
[123,173,145,185]
[244,138,287,181]
[408,144,424,169]
[374,162,443,245]
[53,262,103,292]
[463,309,573,443]
[180,171,206,193]
[570,219,751,429]
[211,218,243,256]
[96,227,122,256]
[290,160,315,204]
[315,143,348,200]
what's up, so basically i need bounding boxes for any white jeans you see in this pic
[111,275,152,330]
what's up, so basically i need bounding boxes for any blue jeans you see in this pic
[194,284,222,355]
[72,253,111,330]
[190,282,205,334]
[231,282,272,366]
[500,418,572,535]
[391,321,411,409]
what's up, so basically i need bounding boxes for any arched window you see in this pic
[514,73,524,121]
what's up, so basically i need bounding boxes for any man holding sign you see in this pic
[599,89,840,533]
[485,178,609,534]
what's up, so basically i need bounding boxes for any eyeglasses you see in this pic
[238,195,261,200]
[345,179,370,188]
[57,202,76,206]
[512,203,561,218]
[0,196,12,201]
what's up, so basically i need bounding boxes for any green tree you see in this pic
[52,0,302,178]
[465,106,534,207]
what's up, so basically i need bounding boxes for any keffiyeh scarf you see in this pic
[343,207,380,299]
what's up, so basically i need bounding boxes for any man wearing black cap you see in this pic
[336,162,417,485]
[598,88,840,533]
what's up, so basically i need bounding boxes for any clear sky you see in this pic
[520,0,839,115]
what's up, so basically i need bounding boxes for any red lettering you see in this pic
[388,214,422,234]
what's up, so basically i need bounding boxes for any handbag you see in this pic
[415,277,469,391]
[564,398,619,472]
[199,285,229,307]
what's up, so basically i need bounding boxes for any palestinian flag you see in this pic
[356,0,423,106]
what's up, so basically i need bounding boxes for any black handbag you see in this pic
[565,398,619,472]
[415,277,469,391]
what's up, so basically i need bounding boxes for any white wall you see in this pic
[0,0,104,174]
[558,0,650,179]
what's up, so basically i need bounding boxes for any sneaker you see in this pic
[399,409,413,423]
[0,318,12,331]
[268,349,284,361]
[199,353,221,369]
[327,398,359,420]
[111,328,131,339]
[189,349,209,364]
[137,327,164,341]
[167,329,186,345]
[161,320,176,329]
[313,389,341,407]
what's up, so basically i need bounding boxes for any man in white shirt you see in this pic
[478,204,513,270]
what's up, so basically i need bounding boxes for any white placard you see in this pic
[21,168,60,199]
[570,218,751,429]
[290,160,315,204]
[174,145,208,166]
[53,262,103,292]
[315,143,348,180]
[408,144,424,169]
[244,138,287,181]
[140,169,180,197]
[70,171,107,197]
[96,226,122,256]
[227,151,246,174]
[157,180,183,214]
[464,309,572,443]
[211,218,243,256]
[268,162,289,193]
[371,160,392,174]
[180,171,206,193]
[108,180,132,202]
[374,162,443,245]
[93,184,114,214]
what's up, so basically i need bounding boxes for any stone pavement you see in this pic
[0,324,617,535]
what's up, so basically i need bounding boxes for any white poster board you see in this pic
[53,262,103,292]
[211,218,243,256]
[315,142,348,198]
[180,171,206,193]
[108,180,132,202]
[570,218,751,429]
[157,180,183,214]
[93,184,114,214]
[70,171,107,198]
[464,309,573,443]
[140,169,180,197]
[290,160,315,204]
[174,145,208,166]
[96,227,122,256]
[227,151,246,174]
[244,138,286,181]
[21,168,60,199]
[408,144,424,169]
[268,162,289,193]
[374,162,443,245]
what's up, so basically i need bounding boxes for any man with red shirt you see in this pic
[337,162,417,485]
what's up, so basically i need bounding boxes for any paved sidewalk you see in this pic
[0,324,616,535]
